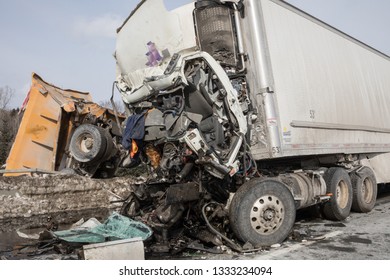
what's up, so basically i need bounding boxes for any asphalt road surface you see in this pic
[194,187,390,260]
[2,188,389,260]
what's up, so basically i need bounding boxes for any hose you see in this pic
[202,201,267,254]
[202,202,243,252]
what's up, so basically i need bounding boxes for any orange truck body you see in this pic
[4,73,123,176]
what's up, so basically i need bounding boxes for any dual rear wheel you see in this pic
[69,124,114,164]
[321,166,377,220]
[229,166,377,246]
[350,166,377,213]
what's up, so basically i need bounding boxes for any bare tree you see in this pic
[0,86,19,165]
[0,86,15,110]
[99,99,125,115]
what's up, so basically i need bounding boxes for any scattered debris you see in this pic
[69,218,102,230]
[16,230,40,240]
[186,241,224,254]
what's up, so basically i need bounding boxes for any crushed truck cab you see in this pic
[113,0,390,249]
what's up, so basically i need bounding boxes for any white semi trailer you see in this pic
[113,0,390,248]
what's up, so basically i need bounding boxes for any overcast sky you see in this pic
[1,0,389,108]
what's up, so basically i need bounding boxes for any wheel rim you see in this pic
[362,178,374,204]
[336,180,349,209]
[250,195,284,235]
[78,134,94,153]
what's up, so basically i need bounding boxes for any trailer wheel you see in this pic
[100,128,116,161]
[350,167,377,213]
[229,179,296,246]
[322,167,352,221]
[69,124,107,164]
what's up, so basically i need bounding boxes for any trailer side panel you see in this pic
[249,0,390,159]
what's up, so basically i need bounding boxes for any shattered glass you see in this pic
[54,212,152,244]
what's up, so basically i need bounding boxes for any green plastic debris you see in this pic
[54,212,153,244]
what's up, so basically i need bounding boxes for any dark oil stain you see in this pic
[324,223,346,227]
[326,245,356,253]
[342,236,372,245]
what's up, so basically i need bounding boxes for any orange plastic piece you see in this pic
[130,139,139,158]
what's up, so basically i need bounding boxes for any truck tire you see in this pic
[350,166,377,213]
[229,179,296,247]
[69,124,107,164]
[101,128,115,161]
[322,167,352,221]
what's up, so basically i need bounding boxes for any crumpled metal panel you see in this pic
[5,73,93,175]
[115,0,196,84]
[4,73,123,176]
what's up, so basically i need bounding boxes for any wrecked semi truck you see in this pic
[5,0,390,251]
[112,0,390,248]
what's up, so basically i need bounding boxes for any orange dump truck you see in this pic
[4,73,125,178]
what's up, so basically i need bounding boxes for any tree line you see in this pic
[0,86,20,166]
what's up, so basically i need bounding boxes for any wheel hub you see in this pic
[336,181,349,209]
[362,178,373,204]
[250,195,284,235]
[264,209,275,221]
[80,135,94,152]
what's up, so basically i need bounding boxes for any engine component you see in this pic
[166,182,200,204]
[176,162,194,182]
[194,4,237,66]
[160,142,180,171]
[155,204,185,225]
